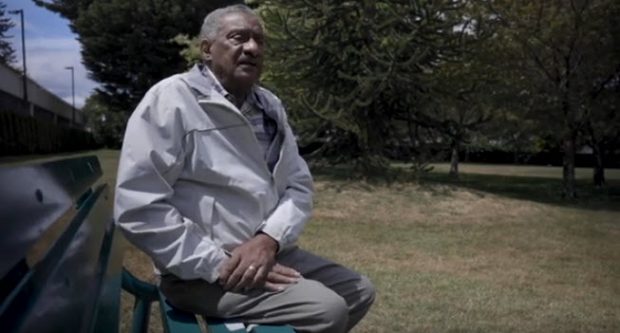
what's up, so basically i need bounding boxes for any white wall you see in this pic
[0,62,84,125]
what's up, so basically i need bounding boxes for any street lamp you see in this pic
[9,9,27,103]
[65,66,75,125]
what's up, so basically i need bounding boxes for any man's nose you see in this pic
[243,38,261,56]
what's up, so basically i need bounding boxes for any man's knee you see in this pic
[344,275,375,331]
[297,280,349,333]
[310,292,349,333]
[358,275,376,310]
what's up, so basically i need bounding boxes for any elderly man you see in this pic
[114,4,374,333]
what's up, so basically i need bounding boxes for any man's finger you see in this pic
[272,263,301,278]
[249,265,268,290]
[218,255,240,286]
[264,282,288,292]
[232,265,257,292]
[267,270,300,284]
[224,263,247,291]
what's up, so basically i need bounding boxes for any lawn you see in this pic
[308,163,619,332]
[7,150,619,332]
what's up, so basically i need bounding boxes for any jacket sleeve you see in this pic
[114,83,227,283]
[259,105,314,251]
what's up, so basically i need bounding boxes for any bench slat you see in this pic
[0,182,113,332]
[0,156,103,278]
[92,224,124,333]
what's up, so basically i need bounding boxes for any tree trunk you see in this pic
[449,141,459,178]
[592,141,605,187]
[562,134,577,199]
[358,110,388,179]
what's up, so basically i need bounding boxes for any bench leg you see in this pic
[158,291,202,333]
[131,298,151,333]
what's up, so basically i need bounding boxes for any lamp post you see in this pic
[9,9,27,103]
[65,66,75,125]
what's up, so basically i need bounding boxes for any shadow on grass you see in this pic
[423,172,620,211]
[310,164,620,212]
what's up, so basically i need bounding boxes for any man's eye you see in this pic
[230,34,247,43]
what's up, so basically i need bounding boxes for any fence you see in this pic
[0,110,97,156]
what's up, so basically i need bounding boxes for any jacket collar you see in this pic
[180,64,220,99]
[181,64,267,111]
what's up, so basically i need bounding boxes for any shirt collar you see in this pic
[198,63,264,111]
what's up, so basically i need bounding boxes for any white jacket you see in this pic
[114,65,314,283]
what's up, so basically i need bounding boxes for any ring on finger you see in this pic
[247,265,256,271]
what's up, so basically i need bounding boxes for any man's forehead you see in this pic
[218,12,263,33]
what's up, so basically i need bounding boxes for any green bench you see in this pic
[0,155,294,333]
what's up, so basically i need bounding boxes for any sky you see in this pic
[4,0,98,108]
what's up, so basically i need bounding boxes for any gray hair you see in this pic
[199,4,258,41]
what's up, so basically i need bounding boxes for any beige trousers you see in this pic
[159,248,375,333]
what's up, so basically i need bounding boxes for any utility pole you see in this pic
[65,66,75,125]
[9,9,27,103]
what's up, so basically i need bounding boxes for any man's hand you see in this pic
[264,263,301,292]
[218,233,279,292]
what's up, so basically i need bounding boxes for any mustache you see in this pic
[238,58,259,66]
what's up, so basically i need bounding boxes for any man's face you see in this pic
[202,12,265,95]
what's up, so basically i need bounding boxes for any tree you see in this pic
[34,0,242,110]
[585,69,620,187]
[409,5,498,178]
[482,0,620,198]
[83,94,127,148]
[0,0,16,64]
[259,0,471,177]
[582,1,620,187]
[416,61,493,178]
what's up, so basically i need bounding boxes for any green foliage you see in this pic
[34,0,243,110]
[0,1,15,64]
[482,0,619,133]
[83,94,127,149]
[478,0,620,195]
[173,34,201,68]
[258,0,471,177]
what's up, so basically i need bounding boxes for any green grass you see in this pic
[305,162,620,332]
[303,216,618,332]
[5,151,619,332]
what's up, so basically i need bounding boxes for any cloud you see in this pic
[61,95,86,108]
[4,0,99,108]
[24,37,99,108]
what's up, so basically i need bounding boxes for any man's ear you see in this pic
[200,39,212,62]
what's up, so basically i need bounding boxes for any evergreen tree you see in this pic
[259,0,470,177]
[0,1,16,64]
[34,0,242,110]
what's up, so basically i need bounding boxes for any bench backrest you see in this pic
[0,156,123,333]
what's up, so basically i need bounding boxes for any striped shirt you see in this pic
[200,64,279,171]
